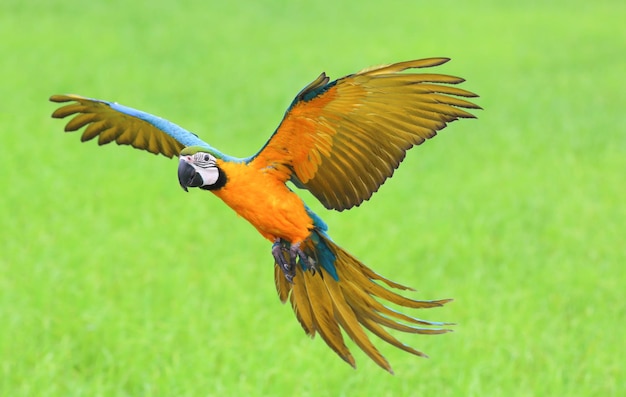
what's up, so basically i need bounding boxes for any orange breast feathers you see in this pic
[210,160,314,244]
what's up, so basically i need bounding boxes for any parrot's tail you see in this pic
[274,230,452,373]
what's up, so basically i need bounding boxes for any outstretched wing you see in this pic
[50,94,217,158]
[250,58,480,211]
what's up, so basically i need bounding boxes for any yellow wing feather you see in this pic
[50,94,189,158]
[252,58,480,211]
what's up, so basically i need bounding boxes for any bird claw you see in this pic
[272,239,295,283]
[272,238,319,282]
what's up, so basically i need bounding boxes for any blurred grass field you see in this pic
[1,0,624,395]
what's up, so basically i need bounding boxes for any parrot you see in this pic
[50,57,479,373]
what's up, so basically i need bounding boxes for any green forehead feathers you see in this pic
[180,146,215,156]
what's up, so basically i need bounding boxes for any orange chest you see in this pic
[210,161,313,243]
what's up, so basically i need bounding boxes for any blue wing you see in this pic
[50,94,241,161]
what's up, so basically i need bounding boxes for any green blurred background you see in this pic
[1,0,624,396]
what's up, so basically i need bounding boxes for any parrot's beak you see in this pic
[178,159,203,192]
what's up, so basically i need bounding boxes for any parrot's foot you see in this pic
[293,242,319,276]
[272,239,295,283]
[272,239,318,282]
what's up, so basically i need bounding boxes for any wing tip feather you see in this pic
[50,94,193,159]
[49,94,71,103]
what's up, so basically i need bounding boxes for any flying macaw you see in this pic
[50,57,479,373]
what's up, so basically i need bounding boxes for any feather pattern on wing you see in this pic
[49,94,232,160]
[251,58,480,211]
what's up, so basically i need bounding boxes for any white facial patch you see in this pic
[192,152,220,186]
[195,165,220,186]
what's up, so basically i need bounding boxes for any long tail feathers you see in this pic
[274,234,452,373]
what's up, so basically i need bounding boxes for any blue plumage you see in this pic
[50,56,478,372]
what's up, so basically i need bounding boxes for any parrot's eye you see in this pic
[204,155,210,161]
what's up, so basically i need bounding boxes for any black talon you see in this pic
[290,242,319,275]
[272,239,295,282]
[272,238,320,282]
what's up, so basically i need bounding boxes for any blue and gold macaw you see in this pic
[50,58,479,373]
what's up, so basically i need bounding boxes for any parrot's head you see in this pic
[177,146,226,192]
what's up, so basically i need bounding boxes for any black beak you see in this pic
[178,160,203,192]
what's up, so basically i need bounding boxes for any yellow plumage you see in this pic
[253,58,480,210]
[50,57,479,373]
[274,233,451,373]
